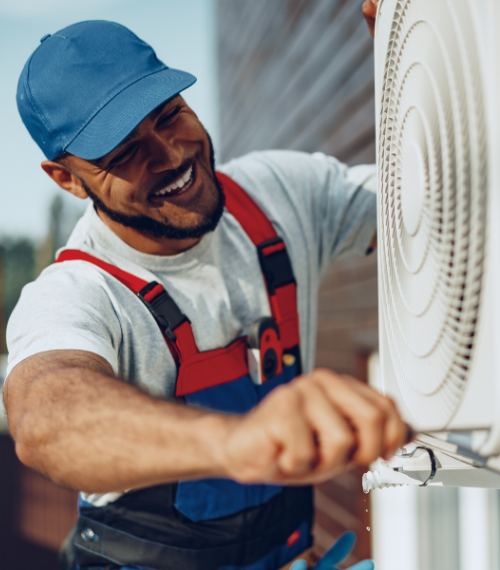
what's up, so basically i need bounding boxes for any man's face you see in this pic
[64,96,223,242]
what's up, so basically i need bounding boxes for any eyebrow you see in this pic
[94,97,180,168]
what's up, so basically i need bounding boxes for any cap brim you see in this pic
[65,67,197,161]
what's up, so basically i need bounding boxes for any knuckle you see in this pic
[272,384,301,410]
[364,406,385,428]
[330,428,355,455]
[288,450,315,473]
[311,368,342,386]
[357,449,379,465]
[379,395,398,415]
[385,395,398,410]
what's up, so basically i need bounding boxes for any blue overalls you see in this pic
[57,173,314,570]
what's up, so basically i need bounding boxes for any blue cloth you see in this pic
[117,521,311,570]
[175,364,296,521]
[17,20,196,160]
[290,532,375,570]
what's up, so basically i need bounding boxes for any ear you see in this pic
[41,160,89,199]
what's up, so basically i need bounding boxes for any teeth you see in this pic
[155,166,193,196]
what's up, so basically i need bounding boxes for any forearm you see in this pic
[9,362,229,493]
[6,351,408,492]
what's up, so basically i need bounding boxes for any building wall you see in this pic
[217,0,377,562]
[0,435,74,570]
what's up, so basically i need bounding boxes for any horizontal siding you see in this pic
[217,0,375,166]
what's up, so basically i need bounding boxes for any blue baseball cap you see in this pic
[17,20,197,161]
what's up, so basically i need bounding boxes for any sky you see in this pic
[0,0,219,240]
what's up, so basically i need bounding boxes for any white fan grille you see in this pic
[378,0,488,426]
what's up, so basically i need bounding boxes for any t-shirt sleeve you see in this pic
[6,262,123,377]
[219,150,377,275]
[306,152,377,270]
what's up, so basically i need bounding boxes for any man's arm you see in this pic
[4,350,227,493]
[4,350,408,493]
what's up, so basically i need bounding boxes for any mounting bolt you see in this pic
[81,528,98,542]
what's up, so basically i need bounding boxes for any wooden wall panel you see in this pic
[17,466,78,552]
[217,0,378,563]
[0,435,76,569]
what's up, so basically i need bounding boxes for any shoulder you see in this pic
[218,150,348,192]
[10,260,129,329]
[6,260,126,377]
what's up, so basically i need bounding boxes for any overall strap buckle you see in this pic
[257,237,296,295]
[137,282,188,341]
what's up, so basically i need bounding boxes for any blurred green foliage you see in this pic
[0,194,73,354]
[0,240,36,353]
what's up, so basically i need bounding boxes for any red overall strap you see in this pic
[56,250,248,394]
[57,250,147,291]
[55,249,198,366]
[55,173,300,396]
[217,172,300,350]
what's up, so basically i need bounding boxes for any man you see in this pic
[5,4,402,570]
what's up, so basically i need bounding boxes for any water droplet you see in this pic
[366,509,369,512]
[366,526,371,531]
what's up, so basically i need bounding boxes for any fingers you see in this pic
[362,0,379,37]
[288,380,356,476]
[340,374,408,459]
[265,387,319,477]
[228,380,357,483]
[220,366,407,485]
[307,371,384,464]
[298,370,407,465]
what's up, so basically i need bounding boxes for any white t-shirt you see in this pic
[7,150,377,506]
[7,150,377,389]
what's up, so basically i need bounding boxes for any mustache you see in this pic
[148,157,195,196]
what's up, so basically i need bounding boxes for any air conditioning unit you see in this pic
[375,0,500,463]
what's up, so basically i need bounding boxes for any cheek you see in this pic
[179,114,206,142]
[106,178,140,208]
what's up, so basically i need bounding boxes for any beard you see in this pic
[82,131,225,240]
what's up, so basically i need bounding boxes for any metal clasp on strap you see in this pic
[137,282,188,341]
[257,237,296,295]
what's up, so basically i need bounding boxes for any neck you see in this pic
[97,209,201,256]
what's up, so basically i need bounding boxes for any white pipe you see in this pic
[459,488,492,570]
[370,484,420,570]
[363,460,423,493]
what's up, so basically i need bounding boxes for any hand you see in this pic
[290,532,374,570]
[362,0,379,37]
[217,368,408,485]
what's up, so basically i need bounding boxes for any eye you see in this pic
[158,106,181,126]
[109,143,137,167]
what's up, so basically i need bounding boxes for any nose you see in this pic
[147,131,184,174]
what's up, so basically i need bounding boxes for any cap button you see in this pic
[40,34,51,43]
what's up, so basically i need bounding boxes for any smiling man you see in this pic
[46,96,224,255]
[5,16,405,570]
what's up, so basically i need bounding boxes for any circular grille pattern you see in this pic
[378,0,488,426]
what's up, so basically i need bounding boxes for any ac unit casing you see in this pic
[376,0,500,456]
